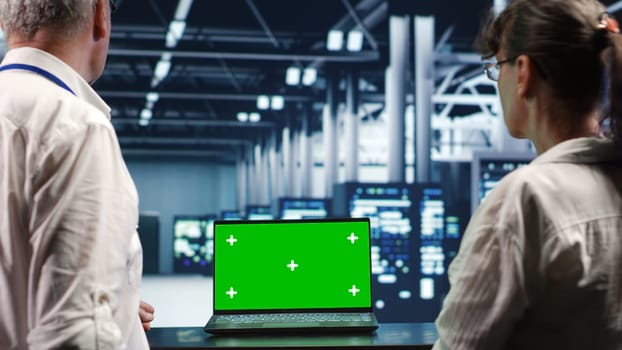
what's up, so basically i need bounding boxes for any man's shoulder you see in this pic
[0,77,114,157]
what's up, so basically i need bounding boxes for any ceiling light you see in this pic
[327,30,344,51]
[139,119,150,126]
[237,112,249,122]
[146,92,160,103]
[257,95,270,110]
[174,0,194,20]
[249,112,261,123]
[154,60,171,80]
[347,30,364,52]
[285,66,301,85]
[271,96,284,110]
[302,67,317,86]
[151,54,173,87]
[166,20,186,48]
[140,109,153,120]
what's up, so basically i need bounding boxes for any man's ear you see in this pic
[515,54,536,99]
[93,0,109,41]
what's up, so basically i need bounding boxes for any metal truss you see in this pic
[430,62,502,161]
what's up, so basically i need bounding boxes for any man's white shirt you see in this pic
[0,47,148,350]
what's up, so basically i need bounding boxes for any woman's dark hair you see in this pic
[476,0,622,140]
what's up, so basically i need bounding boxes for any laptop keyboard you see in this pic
[218,313,374,324]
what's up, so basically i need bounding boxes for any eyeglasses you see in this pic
[483,57,516,81]
[110,0,118,13]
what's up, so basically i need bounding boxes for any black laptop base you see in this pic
[204,321,379,335]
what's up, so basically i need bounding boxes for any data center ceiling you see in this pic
[91,0,620,162]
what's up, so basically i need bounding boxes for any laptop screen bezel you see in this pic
[211,217,374,315]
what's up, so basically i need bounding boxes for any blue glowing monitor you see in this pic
[245,205,273,220]
[221,210,243,221]
[471,151,535,213]
[332,182,463,322]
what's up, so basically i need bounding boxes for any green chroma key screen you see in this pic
[214,219,372,311]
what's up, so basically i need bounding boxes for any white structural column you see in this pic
[323,74,339,197]
[253,143,263,204]
[281,125,292,196]
[260,140,270,204]
[387,15,409,183]
[414,15,434,183]
[236,148,247,213]
[344,71,359,182]
[291,127,301,197]
[269,131,281,205]
[299,108,313,197]
[247,145,258,205]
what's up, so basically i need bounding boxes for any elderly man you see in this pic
[0,0,152,348]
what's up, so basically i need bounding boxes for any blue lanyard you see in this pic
[0,63,76,96]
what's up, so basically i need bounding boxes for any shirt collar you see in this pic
[532,137,622,165]
[1,47,111,119]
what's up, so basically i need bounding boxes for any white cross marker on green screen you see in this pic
[226,234,238,246]
[347,232,359,244]
[287,260,299,271]
[226,287,237,299]
[349,285,360,296]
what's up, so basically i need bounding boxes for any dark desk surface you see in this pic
[147,323,438,349]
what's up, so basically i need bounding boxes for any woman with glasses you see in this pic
[434,0,622,349]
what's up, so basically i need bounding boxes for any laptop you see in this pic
[204,218,379,334]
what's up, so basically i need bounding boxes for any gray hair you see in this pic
[0,0,98,40]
